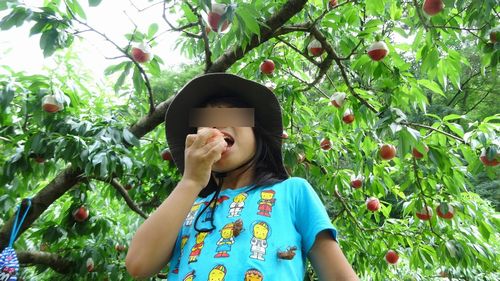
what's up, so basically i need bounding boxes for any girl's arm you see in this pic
[125,178,201,279]
[308,230,360,281]
[125,128,227,279]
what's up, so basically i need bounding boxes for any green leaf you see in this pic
[237,7,260,36]
[67,0,86,20]
[417,79,445,97]
[29,19,48,36]
[132,65,144,96]
[104,61,129,76]
[366,0,385,16]
[444,122,464,138]
[147,23,159,38]
[445,240,457,258]
[381,203,391,218]
[0,7,32,30]
[40,28,58,57]
[363,19,383,34]
[443,114,463,122]
[92,152,105,166]
[123,129,140,147]
[113,62,133,92]
[148,59,161,76]
[88,0,102,7]
[0,84,15,111]
[181,3,197,22]
[100,155,108,177]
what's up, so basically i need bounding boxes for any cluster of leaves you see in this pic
[0,63,183,279]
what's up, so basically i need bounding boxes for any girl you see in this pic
[126,73,359,280]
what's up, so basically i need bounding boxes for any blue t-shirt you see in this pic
[167,176,337,281]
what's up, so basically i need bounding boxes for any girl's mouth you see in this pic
[223,135,234,147]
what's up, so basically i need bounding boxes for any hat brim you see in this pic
[165,73,285,178]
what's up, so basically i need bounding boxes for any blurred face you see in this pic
[197,104,256,173]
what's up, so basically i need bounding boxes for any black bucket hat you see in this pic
[164,73,287,197]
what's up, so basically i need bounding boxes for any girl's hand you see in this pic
[182,127,227,189]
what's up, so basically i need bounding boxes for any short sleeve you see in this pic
[292,177,338,254]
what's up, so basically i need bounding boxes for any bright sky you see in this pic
[0,0,190,77]
[1,1,414,79]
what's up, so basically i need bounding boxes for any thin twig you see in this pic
[306,25,378,113]
[162,1,201,38]
[128,0,163,12]
[447,71,482,106]
[282,66,329,99]
[65,2,156,115]
[338,40,364,60]
[94,177,148,219]
[412,0,429,32]
[400,121,465,143]
[464,89,492,114]
[185,1,212,72]
[275,37,320,66]
[412,158,445,241]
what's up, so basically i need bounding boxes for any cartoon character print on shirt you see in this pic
[244,268,264,281]
[185,203,201,226]
[188,232,210,263]
[257,190,276,217]
[214,222,236,258]
[207,265,226,281]
[183,270,196,281]
[249,221,270,261]
[228,192,248,218]
[172,235,190,274]
[203,196,230,222]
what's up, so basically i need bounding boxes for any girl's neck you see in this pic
[215,166,255,191]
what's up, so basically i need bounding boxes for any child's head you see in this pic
[197,95,288,195]
[164,73,290,198]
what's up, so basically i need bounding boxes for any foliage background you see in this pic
[0,0,499,280]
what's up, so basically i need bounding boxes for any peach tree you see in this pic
[0,0,499,280]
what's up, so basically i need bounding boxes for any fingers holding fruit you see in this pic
[183,128,228,188]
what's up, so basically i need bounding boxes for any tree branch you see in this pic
[400,121,465,143]
[282,66,329,99]
[275,36,320,66]
[162,1,200,38]
[338,40,364,60]
[305,25,379,113]
[67,6,156,115]
[18,250,76,274]
[412,158,444,241]
[0,166,84,251]
[208,0,309,72]
[185,1,212,71]
[0,96,175,251]
[273,23,312,37]
[128,0,163,12]
[464,88,492,114]
[104,178,148,219]
[446,71,482,106]
[412,0,429,32]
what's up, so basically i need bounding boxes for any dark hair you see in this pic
[197,95,289,198]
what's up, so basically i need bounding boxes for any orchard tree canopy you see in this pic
[0,0,499,280]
